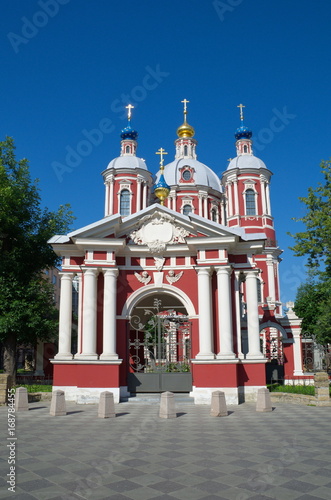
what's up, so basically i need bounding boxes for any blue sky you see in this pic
[1,0,331,303]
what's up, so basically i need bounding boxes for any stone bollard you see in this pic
[50,390,66,416]
[256,387,272,412]
[15,387,29,411]
[314,372,331,406]
[159,391,176,419]
[98,391,116,418]
[210,390,228,417]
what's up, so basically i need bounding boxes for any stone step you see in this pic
[121,393,195,404]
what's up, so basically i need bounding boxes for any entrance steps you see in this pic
[121,393,195,404]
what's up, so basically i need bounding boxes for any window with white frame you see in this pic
[120,189,130,216]
[245,188,256,215]
[182,204,192,215]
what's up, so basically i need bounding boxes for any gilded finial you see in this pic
[237,103,245,122]
[125,104,134,121]
[177,99,195,138]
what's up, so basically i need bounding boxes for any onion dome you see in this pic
[154,148,170,205]
[235,124,252,140]
[235,103,252,140]
[120,124,138,141]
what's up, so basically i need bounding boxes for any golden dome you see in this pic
[176,119,195,138]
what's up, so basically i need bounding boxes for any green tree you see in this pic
[294,278,331,345]
[0,137,74,383]
[290,160,331,277]
[290,160,331,346]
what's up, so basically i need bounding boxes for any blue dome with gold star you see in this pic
[121,124,138,141]
[235,124,252,140]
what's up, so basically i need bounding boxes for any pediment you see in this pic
[52,203,253,246]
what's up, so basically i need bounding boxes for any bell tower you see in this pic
[101,105,153,217]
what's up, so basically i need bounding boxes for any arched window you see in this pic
[183,204,192,216]
[243,145,248,153]
[184,145,188,156]
[120,189,130,216]
[211,208,217,222]
[125,145,130,154]
[245,189,256,215]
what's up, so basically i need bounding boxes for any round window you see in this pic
[182,170,192,181]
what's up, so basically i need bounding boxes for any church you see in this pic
[49,101,305,404]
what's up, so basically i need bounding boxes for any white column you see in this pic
[76,269,98,359]
[55,272,74,359]
[198,194,203,216]
[104,182,109,217]
[203,196,208,218]
[266,182,271,215]
[142,182,147,209]
[100,268,119,360]
[136,178,142,212]
[266,258,275,301]
[216,267,235,359]
[293,331,304,375]
[195,268,215,359]
[227,182,233,217]
[76,274,83,355]
[246,270,264,359]
[109,177,114,215]
[233,180,239,215]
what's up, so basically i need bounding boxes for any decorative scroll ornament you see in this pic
[166,270,183,284]
[129,211,189,271]
[134,271,151,285]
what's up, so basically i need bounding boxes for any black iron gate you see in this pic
[127,299,192,393]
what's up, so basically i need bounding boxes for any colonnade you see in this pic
[195,266,264,360]
[55,268,119,360]
[55,265,264,362]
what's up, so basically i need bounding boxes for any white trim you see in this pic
[121,284,197,317]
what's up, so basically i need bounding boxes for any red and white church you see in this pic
[49,102,305,404]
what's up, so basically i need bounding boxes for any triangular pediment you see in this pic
[49,203,265,246]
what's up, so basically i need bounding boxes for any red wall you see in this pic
[53,363,120,387]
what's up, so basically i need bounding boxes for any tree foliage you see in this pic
[290,160,331,346]
[290,160,331,277]
[0,137,74,378]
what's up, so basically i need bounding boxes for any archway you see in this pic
[126,289,193,393]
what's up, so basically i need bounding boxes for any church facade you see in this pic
[49,102,305,404]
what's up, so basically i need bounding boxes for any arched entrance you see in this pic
[126,290,192,393]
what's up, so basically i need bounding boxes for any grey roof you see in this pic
[227,154,267,171]
[106,155,148,171]
[156,158,222,192]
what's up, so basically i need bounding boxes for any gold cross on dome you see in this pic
[237,103,245,121]
[126,104,134,120]
[156,147,168,167]
[181,99,190,114]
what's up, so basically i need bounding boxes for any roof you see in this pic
[156,158,222,192]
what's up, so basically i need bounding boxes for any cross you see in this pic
[156,147,168,167]
[181,99,189,114]
[126,104,134,120]
[237,103,245,121]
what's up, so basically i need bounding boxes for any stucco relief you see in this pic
[129,212,189,270]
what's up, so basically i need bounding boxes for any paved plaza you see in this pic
[1,398,331,500]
